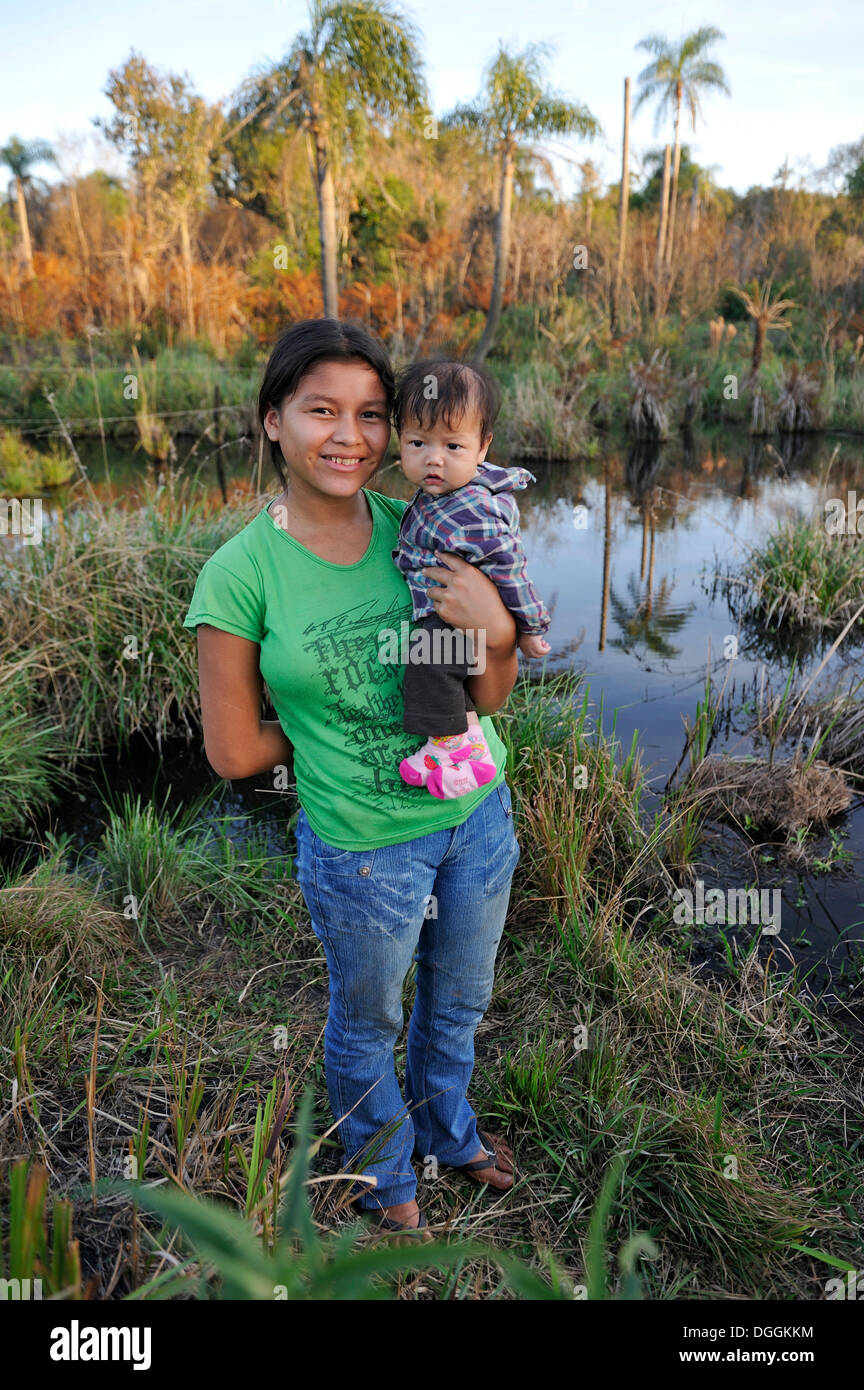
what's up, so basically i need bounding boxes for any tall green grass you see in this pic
[725,514,864,635]
[0,469,253,764]
[0,347,258,439]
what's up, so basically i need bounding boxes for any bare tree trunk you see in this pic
[456,227,480,296]
[611,76,631,337]
[474,141,514,365]
[15,177,34,278]
[123,217,136,328]
[390,248,404,356]
[688,174,699,236]
[314,126,339,318]
[178,207,196,338]
[664,84,683,268]
[752,319,766,375]
[69,183,92,315]
[655,145,671,314]
[657,145,671,269]
[512,235,522,303]
[599,460,612,652]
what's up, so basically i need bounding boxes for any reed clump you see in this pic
[683,753,852,835]
[495,360,594,461]
[627,350,674,440]
[0,425,75,494]
[725,515,864,634]
[776,364,821,433]
[0,470,253,763]
[780,688,864,782]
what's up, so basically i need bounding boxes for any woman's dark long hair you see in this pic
[257,318,395,487]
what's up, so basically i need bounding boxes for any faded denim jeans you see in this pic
[294,780,520,1213]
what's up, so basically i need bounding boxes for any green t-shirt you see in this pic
[182,488,507,849]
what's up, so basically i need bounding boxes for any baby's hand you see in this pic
[518,633,551,659]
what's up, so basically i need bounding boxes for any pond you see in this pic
[7,426,864,988]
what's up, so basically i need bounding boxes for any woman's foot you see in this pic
[460,1133,515,1191]
[381,1198,423,1227]
[368,1198,433,1244]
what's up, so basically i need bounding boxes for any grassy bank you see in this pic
[0,471,256,831]
[0,344,259,443]
[1,476,862,1298]
[1,669,861,1298]
[3,309,864,459]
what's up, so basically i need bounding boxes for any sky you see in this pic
[0,0,861,198]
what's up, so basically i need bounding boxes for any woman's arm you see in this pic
[197,624,293,779]
[420,552,519,716]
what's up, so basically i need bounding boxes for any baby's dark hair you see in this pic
[393,358,500,442]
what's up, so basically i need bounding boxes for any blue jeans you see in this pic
[294,780,520,1212]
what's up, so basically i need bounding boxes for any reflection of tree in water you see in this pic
[609,571,694,660]
[739,437,765,499]
[625,438,664,499]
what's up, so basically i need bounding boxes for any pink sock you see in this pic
[403,722,497,800]
[399,731,468,789]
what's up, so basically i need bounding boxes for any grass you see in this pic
[724,514,864,635]
[0,467,255,773]
[683,753,852,861]
[779,682,864,783]
[0,424,75,493]
[0,672,70,835]
[6,669,858,1300]
[1,486,862,1300]
[494,359,596,462]
[0,345,258,441]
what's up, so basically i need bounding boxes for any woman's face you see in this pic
[263,358,391,500]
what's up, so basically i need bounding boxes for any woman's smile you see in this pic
[320,454,370,471]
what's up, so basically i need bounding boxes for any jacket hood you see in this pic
[470,461,536,494]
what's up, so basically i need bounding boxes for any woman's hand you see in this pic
[421,552,518,716]
[421,552,516,652]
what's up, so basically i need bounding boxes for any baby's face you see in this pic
[399,410,492,496]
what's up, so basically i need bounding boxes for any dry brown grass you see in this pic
[683,753,852,837]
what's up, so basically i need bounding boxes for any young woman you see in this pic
[183,319,521,1238]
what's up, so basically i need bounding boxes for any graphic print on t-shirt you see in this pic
[301,590,413,810]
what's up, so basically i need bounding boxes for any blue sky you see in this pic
[1,0,861,197]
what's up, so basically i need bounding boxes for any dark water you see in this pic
[6,428,864,985]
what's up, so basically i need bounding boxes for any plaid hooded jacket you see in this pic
[391,460,551,635]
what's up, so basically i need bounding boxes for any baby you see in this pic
[391,358,552,800]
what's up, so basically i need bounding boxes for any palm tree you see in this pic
[729,277,798,378]
[444,41,600,365]
[0,136,54,277]
[251,0,428,317]
[633,26,729,270]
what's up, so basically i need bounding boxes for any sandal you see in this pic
[366,1209,433,1242]
[457,1129,516,1186]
